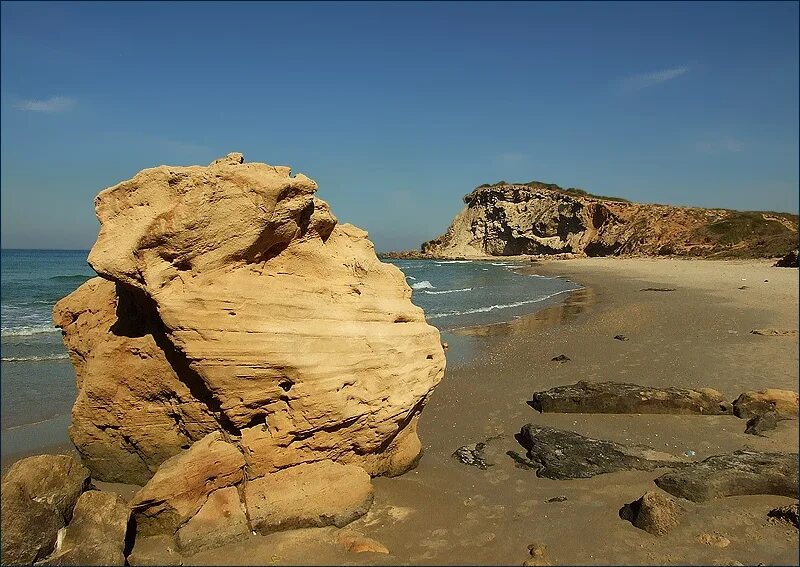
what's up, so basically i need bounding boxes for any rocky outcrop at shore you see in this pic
[654,450,799,502]
[52,154,445,552]
[529,381,732,415]
[420,181,799,258]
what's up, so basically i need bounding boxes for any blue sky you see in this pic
[2,1,798,251]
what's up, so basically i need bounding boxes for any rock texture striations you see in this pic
[421,182,799,258]
[53,154,445,549]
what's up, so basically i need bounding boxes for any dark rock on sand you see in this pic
[529,381,732,415]
[654,450,799,502]
[545,495,568,503]
[453,435,505,470]
[38,491,131,566]
[619,491,681,536]
[613,334,629,341]
[639,287,676,292]
[744,411,780,436]
[774,250,799,268]
[551,354,570,362]
[515,425,685,480]
[733,389,798,419]
[768,503,799,528]
[453,443,492,470]
[1,483,65,565]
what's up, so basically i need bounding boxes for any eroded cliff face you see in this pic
[422,183,799,258]
[54,153,445,493]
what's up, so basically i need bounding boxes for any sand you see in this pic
[10,258,800,565]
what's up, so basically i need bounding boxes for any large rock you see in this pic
[245,460,373,534]
[38,491,130,566]
[54,154,445,485]
[1,454,91,523]
[513,425,685,480]
[619,491,681,536]
[1,483,65,565]
[130,432,245,536]
[732,389,798,420]
[654,450,799,502]
[529,381,731,415]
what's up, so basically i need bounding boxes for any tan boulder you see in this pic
[337,530,390,554]
[246,460,373,534]
[733,389,799,420]
[38,491,130,566]
[1,483,64,565]
[130,432,245,536]
[620,490,681,536]
[175,486,249,553]
[1,454,90,523]
[55,154,445,486]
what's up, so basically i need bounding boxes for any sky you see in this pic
[1,1,798,252]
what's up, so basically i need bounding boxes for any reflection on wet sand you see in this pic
[452,286,595,337]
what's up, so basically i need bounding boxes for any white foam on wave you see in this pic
[422,287,472,295]
[406,276,417,281]
[2,354,69,362]
[435,260,473,264]
[1,324,59,337]
[427,288,581,319]
[411,280,435,290]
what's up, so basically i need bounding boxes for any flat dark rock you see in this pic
[744,411,779,436]
[774,250,798,268]
[639,287,676,292]
[453,443,491,470]
[551,354,570,362]
[529,381,732,415]
[654,450,799,502]
[768,503,799,528]
[613,334,629,341]
[514,425,685,480]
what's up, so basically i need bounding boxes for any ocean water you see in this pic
[0,250,579,458]
[1,250,93,455]
[385,259,581,330]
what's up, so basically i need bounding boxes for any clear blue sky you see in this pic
[2,1,798,251]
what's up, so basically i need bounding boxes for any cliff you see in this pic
[421,181,799,258]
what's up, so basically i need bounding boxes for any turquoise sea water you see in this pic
[0,250,579,458]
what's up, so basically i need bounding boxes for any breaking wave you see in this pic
[422,287,472,295]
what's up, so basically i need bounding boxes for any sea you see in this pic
[0,250,580,460]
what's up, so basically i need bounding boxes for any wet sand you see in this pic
[191,258,798,565]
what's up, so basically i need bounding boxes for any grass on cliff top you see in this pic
[692,211,799,257]
[700,211,796,244]
[474,180,629,202]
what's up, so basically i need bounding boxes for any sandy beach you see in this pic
[4,257,797,565]
[174,257,798,565]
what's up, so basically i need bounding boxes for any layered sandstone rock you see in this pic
[421,182,799,258]
[54,153,444,549]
